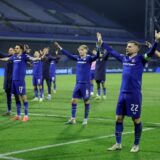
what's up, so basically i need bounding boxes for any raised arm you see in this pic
[48,55,57,61]
[145,40,160,58]
[144,42,158,60]
[24,44,31,54]
[0,57,10,61]
[104,50,110,60]
[54,42,77,61]
[0,52,8,58]
[47,53,60,63]
[155,50,160,57]
[88,46,100,62]
[143,31,160,60]
[25,54,41,61]
[55,50,60,63]
[29,56,41,61]
[96,32,124,62]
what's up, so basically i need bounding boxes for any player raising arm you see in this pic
[0,44,41,122]
[54,42,100,125]
[90,49,96,96]
[45,50,60,94]
[96,31,160,152]
[41,47,52,100]
[94,49,109,100]
[32,51,43,102]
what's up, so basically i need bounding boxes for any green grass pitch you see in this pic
[0,73,159,160]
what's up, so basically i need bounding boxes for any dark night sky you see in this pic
[77,0,145,34]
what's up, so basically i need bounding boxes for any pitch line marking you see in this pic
[0,155,25,160]
[0,128,155,158]
[12,112,115,122]
[27,113,160,126]
[11,112,160,127]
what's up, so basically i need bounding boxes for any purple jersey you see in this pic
[120,55,146,92]
[49,61,56,77]
[102,42,158,93]
[9,53,30,81]
[61,49,100,84]
[48,55,59,77]
[33,60,43,78]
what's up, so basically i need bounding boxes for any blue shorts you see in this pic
[72,83,90,100]
[90,70,95,81]
[12,80,26,96]
[32,76,42,86]
[116,92,142,119]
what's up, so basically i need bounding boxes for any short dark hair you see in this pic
[16,44,24,51]
[127,41,140,49]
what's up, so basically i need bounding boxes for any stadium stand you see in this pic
[0,0,30,21]
[0,0,143,42]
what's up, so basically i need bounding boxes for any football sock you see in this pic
[72,103,77,118]
[53,81,56,90]
[16,101,21,116]
[7,92,11,112]
[134,122,142,145]
[23,102,28,116]
[84,103,90,119]
[103,87,106,96]
[34,87,38,97]
[97,88,101,96]
[115,122,123,144]
[40,88,43,98]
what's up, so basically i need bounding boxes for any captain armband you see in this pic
[144,53,150,61]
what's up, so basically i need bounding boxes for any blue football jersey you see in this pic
[33,60,43,78]
[102,42,158,93]
[49,61,56,77]
[61,49,99,83]
[121,55,146,92]
[9,53,30,81]
[47,55,59,77]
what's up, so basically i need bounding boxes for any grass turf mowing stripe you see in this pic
[0,127,154,158]
[12,112,160,127]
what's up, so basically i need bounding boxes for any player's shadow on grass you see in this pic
[54,122,87,142]
[143,123,160,129]
[106,147,143,160]
[88,119,115,127]
[0,117,22,131]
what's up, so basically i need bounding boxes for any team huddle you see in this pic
[0,32,160,153]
